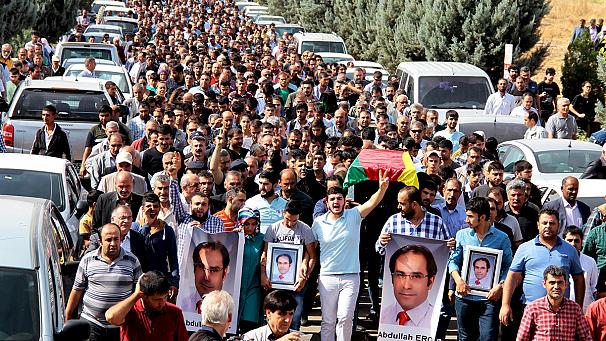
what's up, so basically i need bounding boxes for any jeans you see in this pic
[318,273,360,341]
[290,287,306,330]
[87,321,120,341]
[454,296,499,341]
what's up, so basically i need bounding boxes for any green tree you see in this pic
[561,31,603,102]
[35,0,91,41]
[331,0,379,61]
[0,0,38,43]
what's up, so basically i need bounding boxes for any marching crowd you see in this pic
[3,1,606,341]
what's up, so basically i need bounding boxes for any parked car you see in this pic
[99,5,137,19]
[235,1,259,12]
[315,52,354,64]
[0,154,86,243]
[0,195,89,340]
[55,42,121,66]
[64,63,133,99]
[293,32,348,54]
[61,57,117,69]
[458,114,526,144]
[90,0,125,17]
[497,139,602,183]
[82,32,123,45]
[341,61,390,82]
[1,77,119,165]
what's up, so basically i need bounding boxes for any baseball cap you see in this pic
[426,150,441,159]
[229,159,247,171]
[190,131,206,141]
[51,55,60,62]
[116,152,133,164]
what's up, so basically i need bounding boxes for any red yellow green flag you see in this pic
[343,149,418,189]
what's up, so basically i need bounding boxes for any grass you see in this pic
[535,0,605,83]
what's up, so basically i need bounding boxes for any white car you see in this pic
[85,24,124,38]
[0,154,86,244]
[273,23,304,36]
[497,139,602,184]
[64,63,133,99]
[538,179,605,210]
[255,15,286,25]
[315,52,354,64]
[341,61,389,82]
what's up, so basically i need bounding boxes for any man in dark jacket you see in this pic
[92,171,143,230]
[543,176,592,236]
[31,104,71,160]
[581,144,606,179]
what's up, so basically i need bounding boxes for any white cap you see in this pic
[116,152,133,164]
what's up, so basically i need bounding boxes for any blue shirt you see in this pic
[312,207,363,275]
[449,225,513,301]
[244,195,288,234]
[437,203,467,237]
[509,236,584,304]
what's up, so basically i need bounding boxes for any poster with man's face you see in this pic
[378,235,449,340]
[177,229,244,334]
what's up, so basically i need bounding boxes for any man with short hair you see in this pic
[31,104,71,160]
[581,143,606,179]
[213,187,247,231]
[543,176,591,235]
[537,67,560,123]
[278,168,315,226]
[449,197,513,341]
[517,266,592,341]
[98,152,147,195]
[504,178,540,242]
[500,209,586,331]
[437,178,467,238]
[89,133,124,189]
[523,110,548,139]
[471,161,505,198]
[105,271,188,341]
[243,290,301,341]
[189,290,235,341]
[65,223,142,341]
[92,172,143,229]
[564,227,598,312]
[485,78,516,116]
[142,124,182,176]
[79,57,97,78]
[546,97,578,139]
[245,170,288,234]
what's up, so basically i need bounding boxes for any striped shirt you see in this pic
[213,209,237,231]
[375,210,450,255]
[73,248,142,326]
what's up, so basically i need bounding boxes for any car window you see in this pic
[544,188,560,206]
[533,149,601,173]
[50,206,73,260]
[0,169,65,211]
[61,48,113,62]
[418,76,492,109]
[64,70,129,94]
[497,145,510,163]
[12,89,110,121]
[105,20,137,33]
[301,41,346,54]
[0,268,40,340]
[501,146,525,173]
[405,75,414,102]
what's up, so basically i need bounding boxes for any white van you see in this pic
[395,62,525,142]
[293,32,347,54]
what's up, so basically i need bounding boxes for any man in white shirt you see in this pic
[511,93,539,118]
[78,57,97,78]
[523,111,547,139]
[564,227,598,312]
[484,78,516,116]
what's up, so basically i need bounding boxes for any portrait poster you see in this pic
[176,229,244,334]
[460,245,502,297]
[378,235,449,341]
[266,243,303,290]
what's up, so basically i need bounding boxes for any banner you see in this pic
[378,235,449,341]
[176,229,244,334]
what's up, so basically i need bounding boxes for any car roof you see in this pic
[65,63,125,72]
[341,61,385,69]
[294,32,344,42]
[86,24,123,30]
[63,58,116,65]
[315,52,353,58]
[274,23,303,28]
[396,61,488,77]
[18,78,107,91]
[102,5,133,11]
[0,196,49,269]
[104,16,138,23]
[501,139,602,153]
[57,42,117,48]
[0,154,69,174]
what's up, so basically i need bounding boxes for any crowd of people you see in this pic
[2,1,606,341]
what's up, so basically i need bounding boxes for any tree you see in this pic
[561,31,603,102]
[0,0,38,43]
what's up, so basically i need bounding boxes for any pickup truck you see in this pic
[55,42,122,67]
[1,77,120,165]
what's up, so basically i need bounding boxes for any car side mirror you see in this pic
[55,319,90,341]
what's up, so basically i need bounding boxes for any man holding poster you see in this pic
[448,197,513,341]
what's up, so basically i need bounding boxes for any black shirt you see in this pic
[505,202,540,242]
[537,81,560,114]
[141,147,182,176]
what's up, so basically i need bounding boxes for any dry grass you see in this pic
[536,0,605,83]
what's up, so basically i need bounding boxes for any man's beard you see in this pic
[260,190,274,199]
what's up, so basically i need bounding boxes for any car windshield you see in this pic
[418,76,492,109]
[0,268,40,341]
[65,69,129,93]
[61,48,112,62]
[301,41,346,53]
[105,20,137,33]
[12,89,110,122]
[0,169,65,211]
[533,149,601,174]
[275,26,303,36]
[86,27,121,35]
